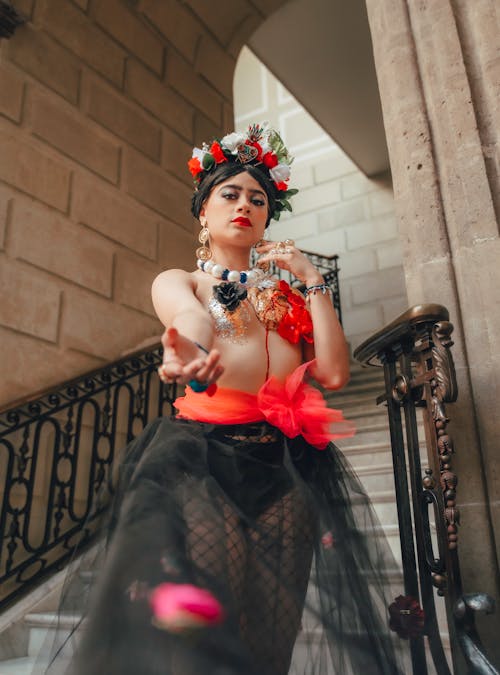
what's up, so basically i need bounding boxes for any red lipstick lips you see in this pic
[232,217,252,227]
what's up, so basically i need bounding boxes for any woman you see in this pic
[50,124,403,675]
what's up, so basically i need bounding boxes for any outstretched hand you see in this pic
[158,327,224,387]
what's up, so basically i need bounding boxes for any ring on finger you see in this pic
[271,242,293,255]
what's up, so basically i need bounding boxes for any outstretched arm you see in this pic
[152,269,224,386]
[256,242,349,390]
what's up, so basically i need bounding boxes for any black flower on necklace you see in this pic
[213,282,247,312]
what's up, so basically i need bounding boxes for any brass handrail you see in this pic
[354,304,449,366]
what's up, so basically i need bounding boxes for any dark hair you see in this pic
[191,162,278,228]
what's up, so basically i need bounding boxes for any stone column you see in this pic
[366,0,500,666]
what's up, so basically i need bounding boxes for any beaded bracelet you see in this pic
[304,283,332,299]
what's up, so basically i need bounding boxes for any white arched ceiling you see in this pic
[247,0,389,177]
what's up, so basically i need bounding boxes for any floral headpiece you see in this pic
[188,123,298,221]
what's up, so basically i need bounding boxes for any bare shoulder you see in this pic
[151,269,201,326]
[152,268,195,290]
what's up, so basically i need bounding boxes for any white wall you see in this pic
[233,47,408,350]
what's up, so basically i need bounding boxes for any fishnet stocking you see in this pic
[241,488,315,675]
[183,427,316,675]
[184,489,247,607]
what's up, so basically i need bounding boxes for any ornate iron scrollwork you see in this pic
[353,304,498,675]
[432,321,458,403]
[0,343,175,610]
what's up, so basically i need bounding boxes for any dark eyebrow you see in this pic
[218,184,267,198]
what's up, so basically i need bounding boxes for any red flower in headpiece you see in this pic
[275,181,289,191]
[263,151,279,169]
[188,157,202,177]
[209,141,227,164]
[246,140,263,160]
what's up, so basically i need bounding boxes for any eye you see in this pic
[251,197,266,207]
[221,191,238,200]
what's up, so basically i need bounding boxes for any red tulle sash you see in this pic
[174,361,355,450]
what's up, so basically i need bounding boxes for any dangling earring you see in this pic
[196,223,212,262]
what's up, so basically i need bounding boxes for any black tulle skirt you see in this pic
[39,416,406,674]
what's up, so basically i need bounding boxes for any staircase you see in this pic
[0,558,86,674]
[0,362,448,674]
[326,361,403,566]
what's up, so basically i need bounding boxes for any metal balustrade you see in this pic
[0,345,176,610]
[354,304,498,675]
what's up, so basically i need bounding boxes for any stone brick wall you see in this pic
[234,48,407,351]
[0,0,284,408]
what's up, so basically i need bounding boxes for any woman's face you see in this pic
[200,171,269,247]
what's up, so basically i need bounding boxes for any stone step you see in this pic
[326,379,385,400]
[339,441,394,469]
[348,366,384,382]
[337,424,391,449]
[0,656,36,674]
[341,402,386,420]
[327,392,380,408]
[337,436,428,473]
[338,420,426,449]
[24,612,81,658]
[348,362,382,377]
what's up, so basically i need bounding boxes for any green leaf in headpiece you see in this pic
[202,153,215,170]
[268,130,293,164]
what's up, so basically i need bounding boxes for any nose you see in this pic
[236,194,251,212]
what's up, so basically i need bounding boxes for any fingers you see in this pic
[161,326,178,349]
[255,239,296,265]
[158,349,224,387]
[157,356,183,384]
[255,239,295,254]
[192,350,223,384]
[256,240,319,281]
[184,349,223,385]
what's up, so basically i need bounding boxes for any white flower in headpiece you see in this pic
[221,131,246,154]
[192,147,209,163]
[269,162,291,183]
[260,139,272,155]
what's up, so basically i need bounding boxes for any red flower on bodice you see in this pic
[275,281,314,344]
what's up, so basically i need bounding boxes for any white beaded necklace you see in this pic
[197,258,269,287]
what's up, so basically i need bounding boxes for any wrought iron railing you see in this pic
[0,344,176,611]
[353,304,498,675]
[0,250,341,611]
